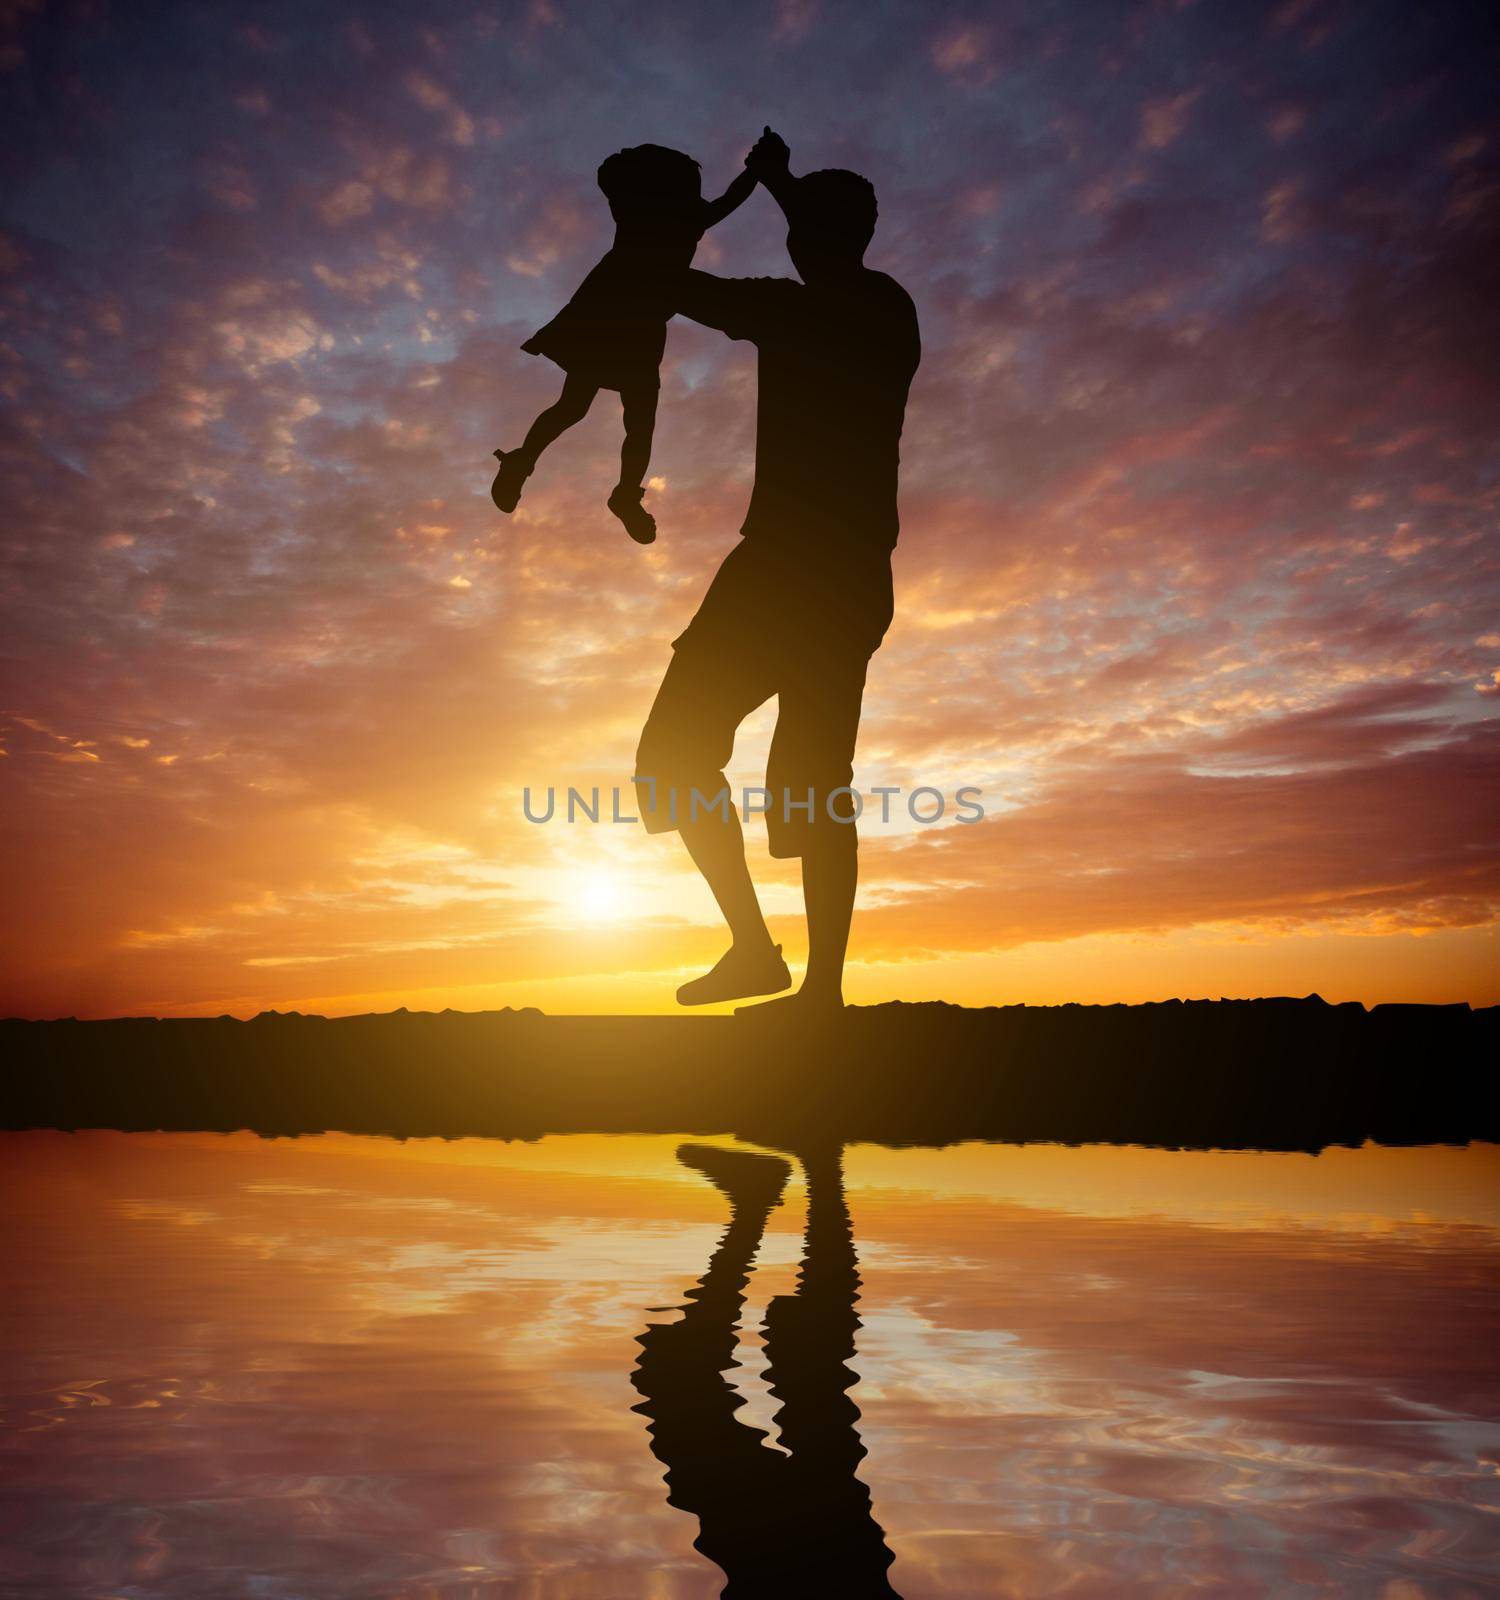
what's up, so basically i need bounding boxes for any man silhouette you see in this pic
[636,129,920,1014]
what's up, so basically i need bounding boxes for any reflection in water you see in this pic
[2,1131,1499,1596]
[632,1142,899,1597]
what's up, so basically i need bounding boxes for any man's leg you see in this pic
[636,639,790,1006]
[740,819,856,1013]
[740,652,872,1015]
[672,802,790,1006]
[800,820,858,1006]
[680,802,775,954]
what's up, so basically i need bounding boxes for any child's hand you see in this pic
[746,125,790,178]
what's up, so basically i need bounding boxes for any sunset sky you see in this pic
[2,0,1497,1017]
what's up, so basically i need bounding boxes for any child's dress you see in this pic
[521,199,712,393]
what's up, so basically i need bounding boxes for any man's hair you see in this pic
[597,144,702,202]
[792,168,878,255]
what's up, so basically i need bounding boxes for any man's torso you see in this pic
[738,270,920,555]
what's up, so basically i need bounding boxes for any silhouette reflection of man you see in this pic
[635,130,920,1014]
[631,1142,901,1598]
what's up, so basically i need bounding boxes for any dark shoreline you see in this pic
[3,997,1494,1154]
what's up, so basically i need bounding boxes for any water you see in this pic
[2,1132,1497,1597]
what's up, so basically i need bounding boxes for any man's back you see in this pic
[680,267,921,555]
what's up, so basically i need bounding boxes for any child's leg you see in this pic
[606,383,660,543]
[517,372,598,465]
[493,373,597,514]
[617,383,660,492]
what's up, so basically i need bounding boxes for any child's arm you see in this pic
[701,166,757,229]
[700,165,757,229]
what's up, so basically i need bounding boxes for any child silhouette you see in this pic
[491,143,757,543]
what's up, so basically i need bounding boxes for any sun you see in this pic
[574,870,626,922]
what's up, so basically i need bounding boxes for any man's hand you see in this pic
[745,125,790,179]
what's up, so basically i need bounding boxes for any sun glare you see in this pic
[575,871,625,922]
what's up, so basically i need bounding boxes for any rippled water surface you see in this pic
[2,1132,1498,1597]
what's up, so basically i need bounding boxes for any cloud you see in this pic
[0,0,1496,1014]
[1138,89,1202,153]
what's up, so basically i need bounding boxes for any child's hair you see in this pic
[597,144,703,206]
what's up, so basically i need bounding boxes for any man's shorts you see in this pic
[635,537,893,859]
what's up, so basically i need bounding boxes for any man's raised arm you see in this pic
[745,126,797,223]
[670,128,798,340]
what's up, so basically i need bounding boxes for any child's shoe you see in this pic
[491,449,533,513]
[607,482,657,544]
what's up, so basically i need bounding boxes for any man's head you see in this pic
[785,169,877,281]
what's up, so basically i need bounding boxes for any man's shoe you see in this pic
[491,449,533,513]
[676,942,791,1006]
[608,482,657,544]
